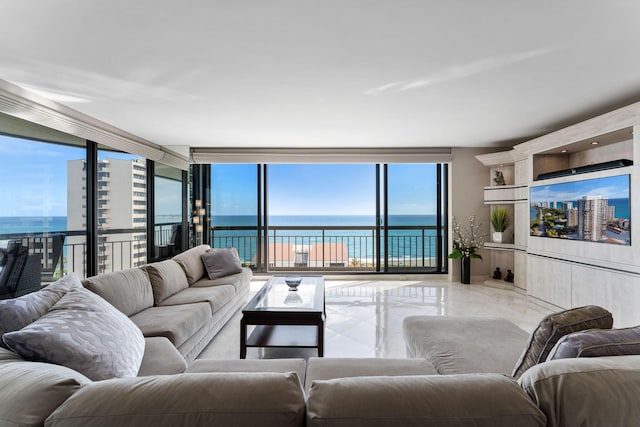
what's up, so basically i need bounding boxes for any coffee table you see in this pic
[240,275,325,358]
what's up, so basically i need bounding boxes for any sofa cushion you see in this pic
[46,372,306,427]
[129,302,212,348]
[82,268,153,316]
[141,260,189,304]
[518,355,640,427]
[0,359,90,427]
[158,284,236,314]
[137,337,187,376]
[547,325,640,360]
[191,267,252,292]
[306,374,546,427]
[0,273,80,337]
[3,286,145,381]
[172,244,210,285]
[201,248,243,279]
[304,357,438,394]
[512,305,613,379]
[403,315,529,375]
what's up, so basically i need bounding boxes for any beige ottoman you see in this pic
[403,315,529,375]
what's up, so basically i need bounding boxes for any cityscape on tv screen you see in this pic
[530,174,630,246]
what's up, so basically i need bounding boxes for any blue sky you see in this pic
[212,163,437,216]
[1,134,438,218]
[0,134,178,217]
[530,175,630,204]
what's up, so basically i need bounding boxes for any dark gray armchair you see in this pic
[0,241,42,299]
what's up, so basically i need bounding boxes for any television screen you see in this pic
[530,174,630,246]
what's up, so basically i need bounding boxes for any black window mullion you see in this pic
[86,141,98,277]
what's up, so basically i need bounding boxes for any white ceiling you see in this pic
[2,0,640,151]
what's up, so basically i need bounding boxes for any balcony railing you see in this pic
[1,223,442,284]
[212,224,442,271]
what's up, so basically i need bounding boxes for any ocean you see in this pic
[212,215,439,262]
[0,214,440,262]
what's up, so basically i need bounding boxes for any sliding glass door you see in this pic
[384,164,443,271]
[208,162,447,273]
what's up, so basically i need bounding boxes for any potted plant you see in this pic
[490,207,511,243]
[448,215,486,284]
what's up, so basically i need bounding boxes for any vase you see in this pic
[461,256,471,284]
[492,231,503,243]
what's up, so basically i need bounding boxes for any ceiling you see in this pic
[2,0,640,152]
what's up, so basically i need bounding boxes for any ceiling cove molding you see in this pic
[191,147,453,164]
[0,79,189,170]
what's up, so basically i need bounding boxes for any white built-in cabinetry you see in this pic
[476,101,640,326]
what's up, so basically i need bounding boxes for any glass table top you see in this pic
[244,276,324,312]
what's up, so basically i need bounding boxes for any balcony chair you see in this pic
[0,240,42,300]
[21,233,65,283]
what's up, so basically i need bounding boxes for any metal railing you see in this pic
[212,224,441,271]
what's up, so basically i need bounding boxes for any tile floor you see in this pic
[198,278,553,360]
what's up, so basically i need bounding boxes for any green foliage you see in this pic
[490,208,511,232]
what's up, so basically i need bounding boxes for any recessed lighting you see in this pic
[591,141,599,145]
[561,149,568,153]
[499,164,504,167]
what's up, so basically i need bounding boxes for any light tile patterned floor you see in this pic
[198,278,553,360]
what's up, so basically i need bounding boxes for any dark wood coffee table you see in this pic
[240,276,325,358]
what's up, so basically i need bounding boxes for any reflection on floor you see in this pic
[198,279,553,360]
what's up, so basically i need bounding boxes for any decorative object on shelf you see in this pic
[492,267,502,280]
[505,269,514,283]
[493,170,506,186]
[285,277,302,291]
[449,215,486,285]
[490,207,511,243]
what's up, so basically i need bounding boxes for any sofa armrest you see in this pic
[518,355,640,427]
[45,372,305,427]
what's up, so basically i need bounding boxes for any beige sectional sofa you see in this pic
[82,244,251,368]
[1,254,640,426]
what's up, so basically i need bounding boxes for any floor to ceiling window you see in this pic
[268,164,377,271]
[385,164,443,270]
[211,164,258,267]
[154,163,185,258]
[209,163,448,273]
[0,133,86,286]
[96,147,147,273]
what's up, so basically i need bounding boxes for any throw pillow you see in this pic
[201,248,243,280]
[547,325,640,360]
[0,273,82,337]
[2,286,145,380]
[511,305,613,379]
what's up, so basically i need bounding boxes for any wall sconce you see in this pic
[193,200,206,245]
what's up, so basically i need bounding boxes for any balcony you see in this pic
[212,224,443,272]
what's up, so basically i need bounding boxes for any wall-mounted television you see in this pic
[530,174,630,246]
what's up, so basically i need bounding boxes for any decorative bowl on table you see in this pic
[284,277,302,291]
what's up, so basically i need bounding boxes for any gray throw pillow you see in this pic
[512,305,613,379]
[2,286,145,380]
[0,273,82,338]
[201,248,243,280]
[547,325,640,360]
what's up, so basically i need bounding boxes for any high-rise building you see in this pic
[578,196,608,241]
[67,158,147,274]
[566,208,579,227]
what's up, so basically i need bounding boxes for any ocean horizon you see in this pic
[1,214,440,261]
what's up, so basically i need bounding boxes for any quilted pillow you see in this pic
[201,248,242,280]
[0,273,81,338]
[547,325,640,360]
[2,286,145,380]
[512,305,613,379]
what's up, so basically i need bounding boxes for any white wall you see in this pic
[450,148,493,282]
